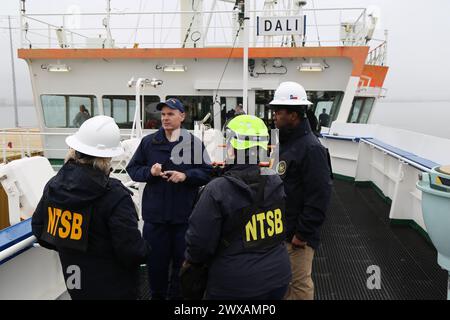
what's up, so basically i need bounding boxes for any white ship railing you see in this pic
[18,7,385,50]
[0,234,36,265]
[0,129,134,166]
[366,38,388,66]
[0,129,143,196]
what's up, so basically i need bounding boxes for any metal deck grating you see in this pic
[313,180,447,300]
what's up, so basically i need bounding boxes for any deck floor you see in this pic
[313,179,447,300]
[137,179,448,300]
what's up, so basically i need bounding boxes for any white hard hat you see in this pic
[66,115,124,158]
[269,81,312,106]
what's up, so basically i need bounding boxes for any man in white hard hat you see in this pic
[269,81,332,300]
[32,115,150,300]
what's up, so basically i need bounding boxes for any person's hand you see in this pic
[162,171,187,183]
[151,163,163,177]
[291,234,307,249]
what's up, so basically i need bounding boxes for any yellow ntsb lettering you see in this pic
[47,207,84,240]
[274,208,283,234]
[58,210,72,238]
[266,210,274,236]
[245,208,283,242]
[71,213,83,240]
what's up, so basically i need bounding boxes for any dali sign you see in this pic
[256,15,306,36]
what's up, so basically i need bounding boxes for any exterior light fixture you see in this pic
[273,58,283,68]
[45,64,71,72]
[162,64,187,72]
[298,60,325,72]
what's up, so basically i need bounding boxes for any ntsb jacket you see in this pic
[32,161,150,300]
[185,165,292,298]
[126,128,213,224]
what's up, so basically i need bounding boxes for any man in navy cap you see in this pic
[126,98,212,300]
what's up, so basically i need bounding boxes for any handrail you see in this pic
[323,134,437,172]
[0,130,138,163]
[19,7,372,49]
[367,40,387,66]
[361,139,433,172]
[0,131,134,137]
[23,15,89,39]
[0,235,36,265]
[24,8,367,16]
[369,40,387,53]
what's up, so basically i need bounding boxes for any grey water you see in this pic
[0,105,37,128]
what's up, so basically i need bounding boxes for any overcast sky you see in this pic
[1,0,449,106]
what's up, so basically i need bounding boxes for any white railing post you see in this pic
[2,130,6,163]
[48,24,51,48]
[26,129,31,157]
[383,29,388,66]
[19,133,25,159]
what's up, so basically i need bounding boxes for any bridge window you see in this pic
[348,98,375,124]
[255,90,344,129]
[41,95,98,128]
[165,96,214,130]
[220,96,243,129]
[255,90,276,129]
[309,91,344,128]
[102,95,160,129]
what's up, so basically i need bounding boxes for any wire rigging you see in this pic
[210,15,244,123]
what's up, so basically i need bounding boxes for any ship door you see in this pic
[214,90,248,130]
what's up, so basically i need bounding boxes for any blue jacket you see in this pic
[274,120,332,250]
[32,161,150,300]
[126,128,213,224]
[185,165,292,298]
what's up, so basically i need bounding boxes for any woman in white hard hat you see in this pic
[32,116,150,300]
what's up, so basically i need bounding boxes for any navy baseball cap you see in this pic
[156,98,185,113]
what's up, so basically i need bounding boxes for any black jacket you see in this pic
[126,128,212,224]
[274,120,332,250]
[32,161,150,300]
[185,165,291,298]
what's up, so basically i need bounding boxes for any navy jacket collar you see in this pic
[283,119,312,143]
[151,127,188,145]
[151,128,169,145]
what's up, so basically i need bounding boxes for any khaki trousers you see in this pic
[284,243,315,300]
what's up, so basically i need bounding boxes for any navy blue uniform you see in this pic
[185,165,291,299]
[274,120,332,249]
[126,128,212,299]
[32,161,150,300]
